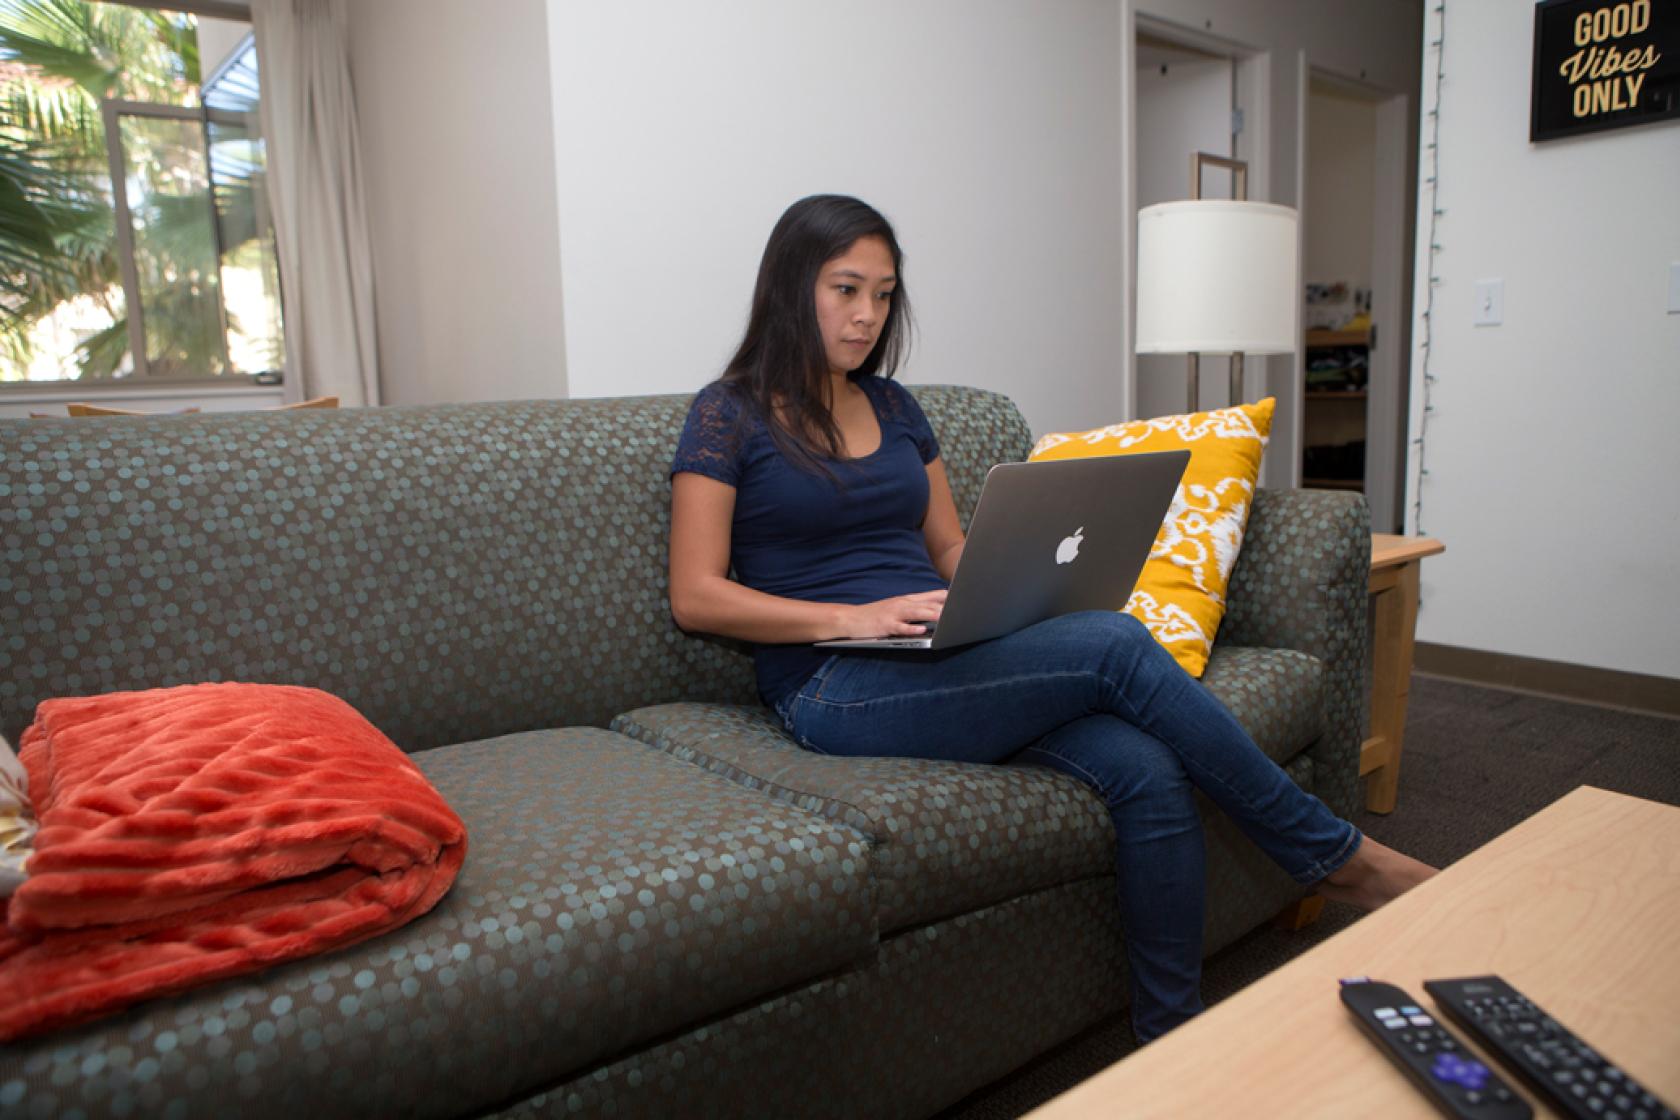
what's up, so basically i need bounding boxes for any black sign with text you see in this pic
[1532,0,1679,141]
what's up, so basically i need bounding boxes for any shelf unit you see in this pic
[1301,326,1371,492]
[1305,327,1371,347]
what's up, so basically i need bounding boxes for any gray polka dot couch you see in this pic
[0,387,1368,1119]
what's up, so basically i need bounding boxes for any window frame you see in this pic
[102,97,274,385]
[99,0,250,22]
[0,1,281,395]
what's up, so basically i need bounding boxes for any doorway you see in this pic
[1302,72,1415,533]
[1134,34,1236,422]
[1129,24,1290,488]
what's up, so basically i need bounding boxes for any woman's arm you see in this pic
[669,472,945,643]
[922,458,965,583]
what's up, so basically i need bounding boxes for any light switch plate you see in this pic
[1474,279,1503,327]
[1668,262,1680,314]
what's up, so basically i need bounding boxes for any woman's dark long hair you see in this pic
[720,194,913,471]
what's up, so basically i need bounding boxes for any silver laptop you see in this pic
[815,449,1189,650]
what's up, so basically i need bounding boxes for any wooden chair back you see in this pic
[62,396,337,418]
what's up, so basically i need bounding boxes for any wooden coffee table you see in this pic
[1028,787,1680,1118]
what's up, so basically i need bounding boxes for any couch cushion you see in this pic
[504,876,1129,1120]
[1199,644,1327,765]
[610,704,1115,935]
[612,643,1323,935]
[0,728,875,1120]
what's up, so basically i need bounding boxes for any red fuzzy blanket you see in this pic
[0,683,467,1041]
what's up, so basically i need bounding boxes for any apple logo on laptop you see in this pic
[1056,527,1084,565]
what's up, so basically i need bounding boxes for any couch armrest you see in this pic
[1220,488,1370,818]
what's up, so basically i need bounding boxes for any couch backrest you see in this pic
[1,385,1032,750]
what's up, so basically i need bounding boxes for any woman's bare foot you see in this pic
[1318,838,1437,911]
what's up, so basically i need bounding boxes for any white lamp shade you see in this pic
[1135,200,1300,355]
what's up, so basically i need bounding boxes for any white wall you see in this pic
[347,0,568,406]
[196,16,250,81]
[312,0,1420,466]
[547,0,1126,437]
[1304,85,1374,291]
[1405,1,1680,679]
[544,0,1419,447]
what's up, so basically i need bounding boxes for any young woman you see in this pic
[668,194,1434,1042]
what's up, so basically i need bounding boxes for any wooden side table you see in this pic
[1362,533,1444,813]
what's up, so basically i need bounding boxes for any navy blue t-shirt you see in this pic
[669,374,946,709]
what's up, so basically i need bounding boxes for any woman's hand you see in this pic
[839,590,947,639]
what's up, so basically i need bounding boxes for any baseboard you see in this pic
[1413,643,1680,720]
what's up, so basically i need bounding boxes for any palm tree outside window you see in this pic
[0,0,283,386]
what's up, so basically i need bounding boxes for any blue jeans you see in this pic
[776,610,1361,1042]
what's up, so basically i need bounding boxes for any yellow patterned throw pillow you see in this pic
[1028,398,1274,677]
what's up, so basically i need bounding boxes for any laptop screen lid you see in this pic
[816,449,1188,650]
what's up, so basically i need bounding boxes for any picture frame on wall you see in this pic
[1531,0,1680,142]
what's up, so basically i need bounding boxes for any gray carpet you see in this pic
[939,674,1680,1119]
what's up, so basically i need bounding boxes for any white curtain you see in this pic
[252,0,381,406]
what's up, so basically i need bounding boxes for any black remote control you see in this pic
[1340,977,1532,1118]
[1425,975,1678,1120]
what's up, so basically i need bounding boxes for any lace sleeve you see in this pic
[670,382,747,486]
[879,378,940,464]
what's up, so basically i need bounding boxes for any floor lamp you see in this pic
[1135,153,1299,413]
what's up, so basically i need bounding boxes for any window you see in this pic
[0,1,283,386]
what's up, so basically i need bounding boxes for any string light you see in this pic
[1412,1,1447,537]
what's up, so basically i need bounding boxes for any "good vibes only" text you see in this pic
[1558,1,1663,119]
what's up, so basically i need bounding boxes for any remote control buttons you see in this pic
[1427,975,1675,1120]
[1468,1089,1520,1106]
[1345,980,1534,1119]
[1433,1053,1494,1091]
